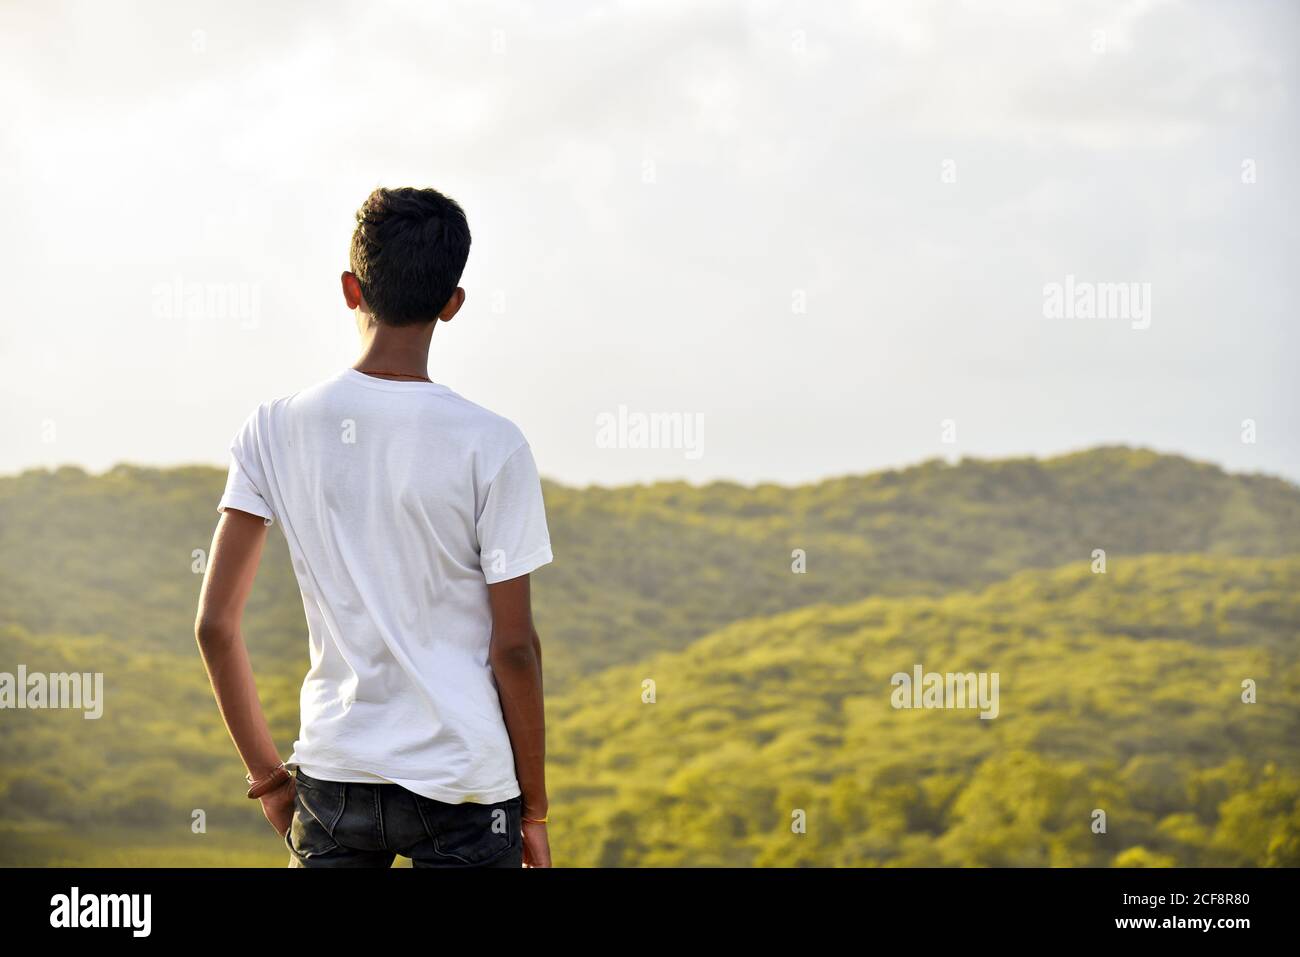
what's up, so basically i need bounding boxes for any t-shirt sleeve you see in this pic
[217,410,276,526]
[477,442,553,583]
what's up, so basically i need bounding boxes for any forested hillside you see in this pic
[544,555,1300,866]
[2,556,1295,866]
[0,448,1297,866]
[2,447,1297,687]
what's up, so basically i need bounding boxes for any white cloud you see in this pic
[0,0,1296,484]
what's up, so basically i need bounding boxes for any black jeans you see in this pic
[286,769,523,868]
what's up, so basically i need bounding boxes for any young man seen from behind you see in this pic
[194,186,552,868]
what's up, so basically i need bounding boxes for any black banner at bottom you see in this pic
[0,866,1281,942]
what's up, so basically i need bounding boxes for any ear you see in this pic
[341,271,365,310]
[439,287,466,323]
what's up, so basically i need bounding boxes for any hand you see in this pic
[521,821,551,868]
[260,780,297,837]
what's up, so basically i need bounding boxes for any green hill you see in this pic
[0,448,1297,865]
[2,554,1294,866]
[2,447,1297,689]
[544,554,1300,866]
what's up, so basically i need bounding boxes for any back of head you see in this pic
[349,186,472,326]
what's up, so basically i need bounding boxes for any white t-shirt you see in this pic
[217,368,552,804]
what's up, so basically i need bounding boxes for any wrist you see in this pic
[246,762,292,800]
[248,768,283,789]
[246,758,286,781]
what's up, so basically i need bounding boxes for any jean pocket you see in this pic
[417,796,519,865]
[288,775,344,859]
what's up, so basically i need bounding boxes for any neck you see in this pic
[354,318,435,380]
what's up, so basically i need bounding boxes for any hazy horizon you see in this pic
[7,440,1298,494]
[3,0,1297,486]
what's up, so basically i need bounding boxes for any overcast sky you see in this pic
[1,0,1296,487]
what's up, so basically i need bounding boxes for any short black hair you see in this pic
[349,186,471,326]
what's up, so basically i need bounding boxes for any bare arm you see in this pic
[487,574,551,867]
[194,508,293,834]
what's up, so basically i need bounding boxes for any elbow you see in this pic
[194,615,237,651]
[490,629,540,672]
